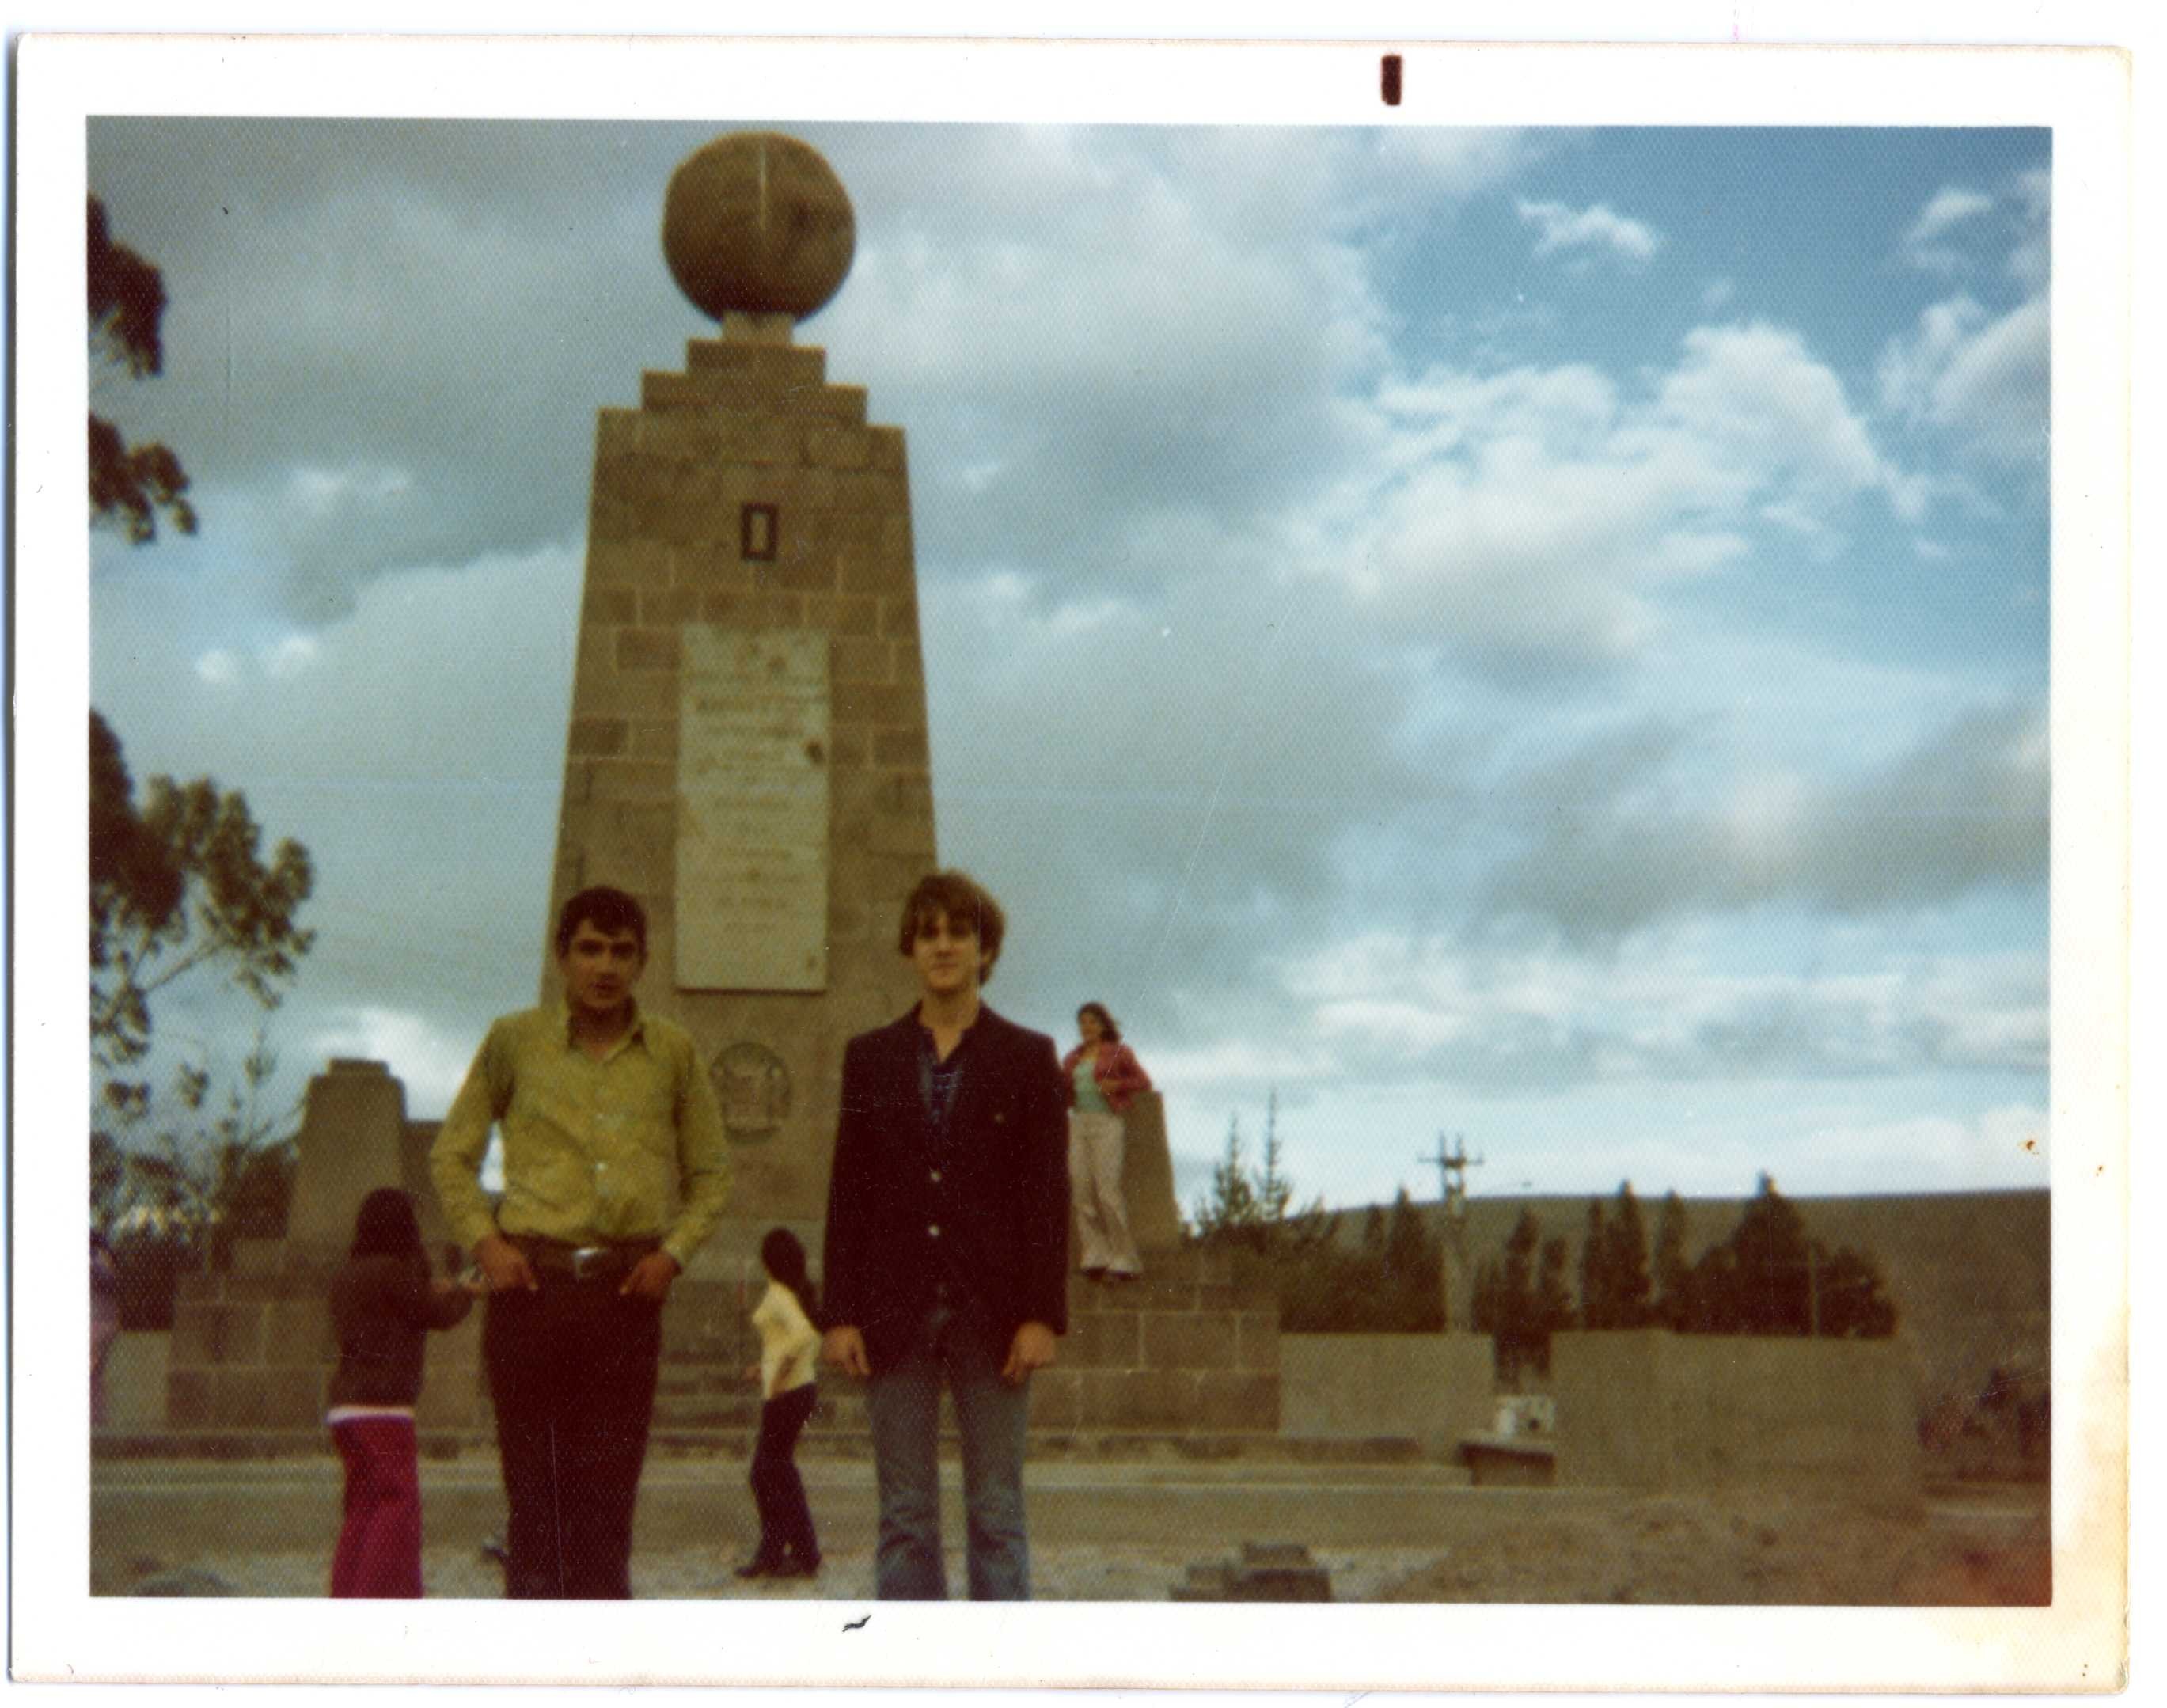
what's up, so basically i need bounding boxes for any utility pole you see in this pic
[1421,1132,1483,1331]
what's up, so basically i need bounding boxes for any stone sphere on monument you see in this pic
[662,132,856,323]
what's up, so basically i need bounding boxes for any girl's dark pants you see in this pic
[750,1383,820,1564]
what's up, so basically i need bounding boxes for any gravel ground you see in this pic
[118,1543,1446,1602]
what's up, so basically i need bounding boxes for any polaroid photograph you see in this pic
[13,25,2129,1694]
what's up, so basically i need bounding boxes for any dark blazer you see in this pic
[822,1004,1070,1374]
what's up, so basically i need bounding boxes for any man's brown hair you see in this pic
[896,870,1007,985]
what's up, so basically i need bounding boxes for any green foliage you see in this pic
[89,196,195,542]
[1651,1188,1691,1328]
[1671,1174,1897,1338]
[1190,1090,1316,1254]
[1580,1180,1655,1329]
[99,1030,300,1292]
[1190,1097,1438,1333]
[90,712,315,1095]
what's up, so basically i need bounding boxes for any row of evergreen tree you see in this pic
[1471,1175,1898,1379]
[1191,1108,1897,1357]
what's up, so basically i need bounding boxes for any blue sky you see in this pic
[86,119,2052,1211]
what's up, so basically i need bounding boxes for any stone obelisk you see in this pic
[542,134,935,1269]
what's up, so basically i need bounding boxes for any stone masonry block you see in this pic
[1029,1368,1084,1431]
[892,643,924,686]
[616,628,681,671]
[1084,1368,1196,1430]
[837,469,907,511]
[875,728,931,768]
[586,760,678,805]
[806,426,872,469]
[640,586,700,625]
[1144,1311,1239,1371]
[832,639,891,684]
[171,1302,264,1368]
[1195,1372,1281,1432]
[630,719,678,763]
[582,586,638,625]
[802,593,879,636]
[880,772,934,813]
[166,1368,214,1428]
[867,810,937,856]
[215,1365,324,1429]
[569,717,630,757]
[833,684,920,730]
[868,427,907,473]
[1061,1310,1142,1371]
[584,542,676,586]
[826,727,868,769]
[838,556,911,598]
[1234,1311,1281,1372]
[700,590,806,628]
[263,1302,336,1367]
[879,596,919,640]
[880,517,914,557]
[1194,1284,1241,1312]
[769,554,841,595]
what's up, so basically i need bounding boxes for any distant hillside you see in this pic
[1310,1188,2048,1409]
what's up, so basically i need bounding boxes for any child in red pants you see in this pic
[327,1188,475,1597]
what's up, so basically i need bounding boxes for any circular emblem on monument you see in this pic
[662,132,856,324]
[710,1041,793,1146]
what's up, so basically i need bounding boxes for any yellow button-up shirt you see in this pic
[430,1004,731,1272]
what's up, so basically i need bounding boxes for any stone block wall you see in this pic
[1028,1251,1281,1434]
[1550,1329,1924,1503]
[1280,1333,1494,1456]
[163,1267,486,1436]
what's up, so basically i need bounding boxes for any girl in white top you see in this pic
[738,1228,822,1579]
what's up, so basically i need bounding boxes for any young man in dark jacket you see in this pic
[821,871,1069,1600]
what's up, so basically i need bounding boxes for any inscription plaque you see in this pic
[677,628,830,990]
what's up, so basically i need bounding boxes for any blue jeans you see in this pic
[863,1303,1030,1600]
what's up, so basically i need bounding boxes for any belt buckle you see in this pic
[570,1246,611,1282]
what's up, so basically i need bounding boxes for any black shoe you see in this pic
[735,1556,784,1580]
[774,1552,822,1578]
[1083,1267,1107,1283]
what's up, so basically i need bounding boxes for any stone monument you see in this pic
[542,133,936,1266]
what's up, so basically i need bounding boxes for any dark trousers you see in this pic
[749,1383,820,1565]
[329,1417,423,1598]
[482,1282,663,1599]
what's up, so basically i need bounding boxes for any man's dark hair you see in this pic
[896,870,1006,985]
[555,885,648,958]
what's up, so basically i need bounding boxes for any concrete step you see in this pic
[94,1427,1462,1474]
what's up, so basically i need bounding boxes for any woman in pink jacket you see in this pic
[1061,1002,1152,1283]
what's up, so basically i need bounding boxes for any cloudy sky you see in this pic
[85,117,2051,1211]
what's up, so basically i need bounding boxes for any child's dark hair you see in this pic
[761,1227,819,1324]
[350,1187,427,1274]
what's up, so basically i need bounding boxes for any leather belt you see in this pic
[512,1236,659,1285]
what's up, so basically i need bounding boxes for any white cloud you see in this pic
[307,1004,482,1113]
[1474,700,2047,939]
[261,634,321,678]
[1900,185,1994,272]
[1278,930,2045,1093]
[1879,294,2048,469]
[1323,321,1909,672]
[1516,198,1662,264]
[193,649,240,685]
[1800,1103,2048,1180]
